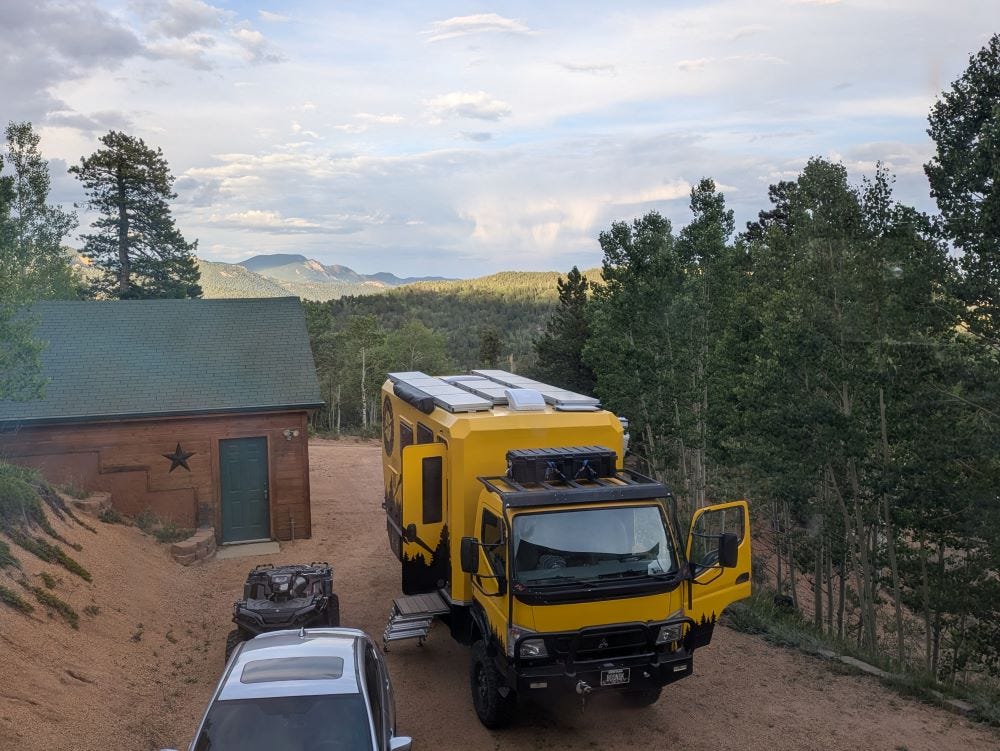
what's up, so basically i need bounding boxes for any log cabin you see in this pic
[0,297,323,543]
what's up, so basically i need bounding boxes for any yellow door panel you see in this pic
[685,500,752,626]
[400,443,448,594]
[472,503,509,652]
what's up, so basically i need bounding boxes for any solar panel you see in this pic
[470,370,601,411]
[442,375,510,405]
[388,372,493,413]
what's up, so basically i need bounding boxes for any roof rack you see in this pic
[478,469,669,509]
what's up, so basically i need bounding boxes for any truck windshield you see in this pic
[511,504,676,586]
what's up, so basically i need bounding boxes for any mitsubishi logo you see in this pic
[597,637,609,650]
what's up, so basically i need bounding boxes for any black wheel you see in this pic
[622,686,662,707]
[225,629,245,663]
[470,639,516,728]
[326,594,341,627]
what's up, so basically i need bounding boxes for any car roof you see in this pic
[218,628,368,701]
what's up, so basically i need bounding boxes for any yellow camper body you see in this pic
[380,370,751,727]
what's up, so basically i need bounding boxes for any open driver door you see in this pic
[400,443,448,594]
[684,500,752,646]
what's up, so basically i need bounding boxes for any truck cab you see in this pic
[380,371,751,727]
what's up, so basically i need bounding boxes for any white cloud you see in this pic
[355,112,405,124]
[209,210,329,233]
[142,0,226,39]
[258,10,290,23]
[560,61,617,76]
[423,13,532,43]
[613,181,693,205]
[426,91,512,122]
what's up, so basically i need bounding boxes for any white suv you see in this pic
[167,628,411,751]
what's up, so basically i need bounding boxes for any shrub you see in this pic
[153,521,192,544]
[98,507,126,525]
[0,540,20,570]
[27,584,79,629]
[7,530,92,582]
[39,571,57,589]
[0,583,34,614]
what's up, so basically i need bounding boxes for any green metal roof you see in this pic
[0,298,323,426]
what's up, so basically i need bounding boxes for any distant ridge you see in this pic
[234,253,450,288]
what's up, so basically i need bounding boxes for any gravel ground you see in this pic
[2,438,997,751]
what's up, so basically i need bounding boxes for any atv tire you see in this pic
[225,629,245,663]
[622,686,662,707]
[326,594,341,627]
[470,639,516,728]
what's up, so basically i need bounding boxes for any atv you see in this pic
[225,562,340,661]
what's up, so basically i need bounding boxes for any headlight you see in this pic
[519,638,548,658]
[655,624,683,645]
[508,624,545,658]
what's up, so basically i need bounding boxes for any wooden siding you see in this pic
[0,411,312,541]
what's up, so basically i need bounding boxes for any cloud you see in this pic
[423,13,532,43]
[258,10,290,23]
[356,113,405,125]
[613,181,693,205]
[45,109,134,133]
[208,209,331,233]
[138,0,226,39]
[426,91,512,122]
[232,25,285,64]
[560,62,617,76]
[460,131,493,142]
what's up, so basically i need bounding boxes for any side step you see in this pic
[383,592,450,652]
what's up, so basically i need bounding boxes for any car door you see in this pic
[685,500,752,626]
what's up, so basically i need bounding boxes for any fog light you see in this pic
[520,638,548,658]
[655,624,683,645]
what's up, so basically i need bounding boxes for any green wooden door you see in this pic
[220,437,270,543]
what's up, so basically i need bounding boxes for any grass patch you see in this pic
[7,529,92,582]
[0,583,34,614]
[58,481,89,500]
[39,571,57,589]
[26,584,79,629]
[83,604,100,617]
[135,509,191,544]
[98,507,126,524]
[0,540,21,570]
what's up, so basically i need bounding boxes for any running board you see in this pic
[382,592,450,652]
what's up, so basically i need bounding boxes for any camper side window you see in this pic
[421,456,443,524]
[417,422,434,444]
[481,511,506,577]
[400,420,414,451]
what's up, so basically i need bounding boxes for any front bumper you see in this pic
[514,649,693,693]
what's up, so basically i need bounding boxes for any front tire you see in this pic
[326,594,341,627]
[225,628,245,663]
[470,640,516,728]
[622,686,662,707]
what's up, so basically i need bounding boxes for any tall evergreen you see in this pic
[533,266,595,394]
[70,131,201,299]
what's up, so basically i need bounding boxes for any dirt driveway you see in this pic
[4,439,997,751]
[174,439,1000,751]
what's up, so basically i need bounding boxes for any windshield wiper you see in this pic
[521,575,593,588]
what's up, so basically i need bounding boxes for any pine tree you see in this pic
[70,131,201,299]
[533,266,595,394]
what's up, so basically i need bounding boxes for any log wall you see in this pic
[0,411,312,541]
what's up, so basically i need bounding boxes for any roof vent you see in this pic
[505,388,545,411]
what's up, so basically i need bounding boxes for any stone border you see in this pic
[170,527,216,566]
[815,648,976,716]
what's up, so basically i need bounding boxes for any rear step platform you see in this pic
[383,592,450,652]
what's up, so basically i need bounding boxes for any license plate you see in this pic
[600,668,630,686]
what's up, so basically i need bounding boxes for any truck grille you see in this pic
[549,625,650,661]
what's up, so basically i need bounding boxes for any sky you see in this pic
[1,1,996,278]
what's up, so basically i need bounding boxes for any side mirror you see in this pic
[718,532,739,568]
[403,523,417,543]
[460,537,479,574]
[390,737,413,751]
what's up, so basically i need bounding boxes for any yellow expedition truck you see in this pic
[380,370,751,727]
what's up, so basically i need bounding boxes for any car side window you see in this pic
[365,645,386,749]
[481,510,506,577]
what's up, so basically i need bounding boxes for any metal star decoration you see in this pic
[163,442,195,472]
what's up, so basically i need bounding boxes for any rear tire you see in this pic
[326,594,341,627]
[470,640,516,728]
[225,629,245,663]
[622,686,662,707]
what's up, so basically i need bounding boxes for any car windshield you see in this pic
[194,695,374,751]
[511,504,676,586]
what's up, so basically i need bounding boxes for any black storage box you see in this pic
[506,446,617,484]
